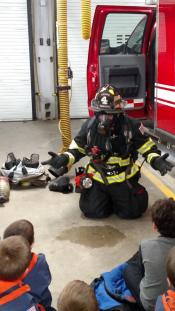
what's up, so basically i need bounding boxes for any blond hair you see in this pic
[57,280,99,311]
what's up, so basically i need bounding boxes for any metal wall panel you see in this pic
[0,0,32,121]
[32,0,57,120]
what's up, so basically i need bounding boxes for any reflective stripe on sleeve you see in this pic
[69,140,86,154]
[64,152,75,166]
[137,138,156,155]
[147,153,160,164]
[87,163,140,184]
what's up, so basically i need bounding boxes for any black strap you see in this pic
[87,116,96,146]
[89,160,109,185]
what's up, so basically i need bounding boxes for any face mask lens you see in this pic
[98,114,113,122]
[97,114,114,136]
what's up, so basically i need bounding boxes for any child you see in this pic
[0,235,42,310]
[123,198,175,311]
[57,280,99,311]
[155,246,175,310]
[3,219,56,311]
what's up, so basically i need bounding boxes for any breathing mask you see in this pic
[97,113,114,135]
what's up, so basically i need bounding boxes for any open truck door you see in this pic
[154,0,175,146]
[87,5,156,120]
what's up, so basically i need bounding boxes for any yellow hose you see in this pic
[81,0,91,40]
[56,0,72,152]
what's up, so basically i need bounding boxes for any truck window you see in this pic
[100,14,147,55]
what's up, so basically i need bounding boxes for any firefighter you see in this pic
[42,85,173,219]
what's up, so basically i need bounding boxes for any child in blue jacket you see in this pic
[0,235,44,311]
[3,219,56,311]
[155,246,175,310]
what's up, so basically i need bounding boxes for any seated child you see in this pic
[123,198,175,311]
[0,235,42,311]
[155,246,175,310]
[57,280,99,311]
[3,219,56,311]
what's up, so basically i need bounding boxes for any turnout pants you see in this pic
[79,178,148,219]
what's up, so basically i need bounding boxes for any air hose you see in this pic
[81,0,91,40]
[56,0,72,152]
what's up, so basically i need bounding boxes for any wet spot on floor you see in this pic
[56,225,125,248]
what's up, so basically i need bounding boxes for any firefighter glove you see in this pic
[151,153,173,176]
[41,152,69,169]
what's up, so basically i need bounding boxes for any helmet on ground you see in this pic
[91,84,124,114]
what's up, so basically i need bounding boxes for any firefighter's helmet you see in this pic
[91,84,124,113]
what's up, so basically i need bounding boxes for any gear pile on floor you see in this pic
[0,153,73,204]
[0,153,50,186]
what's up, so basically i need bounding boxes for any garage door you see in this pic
[0,0,32,121]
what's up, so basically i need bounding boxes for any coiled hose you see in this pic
[81,0,91,40]
[56,0,72,152]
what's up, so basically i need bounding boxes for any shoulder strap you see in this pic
[87,116,96,146]
[87,116,96,131]
[20,253,38,280]
[123,117,133,145]
[0,283,30,305]
[37,304,46,311]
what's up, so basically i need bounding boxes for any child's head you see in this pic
[57,280,99,311]
[166,247,175,288]
[0,235,31,281]
[3,219,34,246]
[151,198,175,238]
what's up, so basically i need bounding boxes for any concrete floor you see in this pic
[0,119,174,309]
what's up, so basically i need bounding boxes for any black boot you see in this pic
[49,176,73,193]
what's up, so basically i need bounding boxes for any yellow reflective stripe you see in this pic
[87,165,96,174]
[106,156,130,166]
[147,153,160,164]
[69,140,86,154]
[87,164,139,184]
[137,138,156,155]
[64,152,75,166]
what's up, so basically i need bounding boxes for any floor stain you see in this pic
[56,225,125,248]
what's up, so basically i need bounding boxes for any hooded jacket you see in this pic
[0,278,44,311]
[23,253,55,311]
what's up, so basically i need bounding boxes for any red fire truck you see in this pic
[87,0,175,149]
